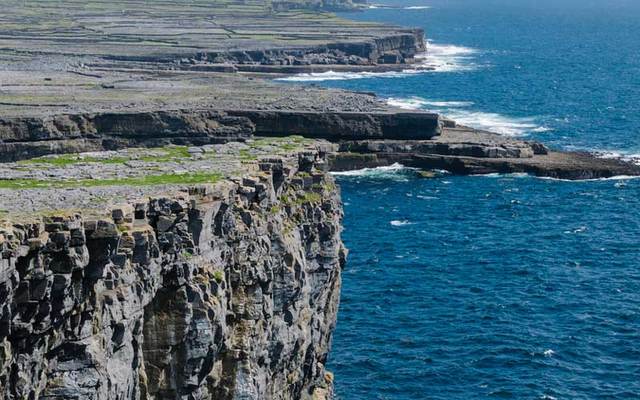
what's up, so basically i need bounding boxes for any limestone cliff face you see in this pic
[0,152,345,399]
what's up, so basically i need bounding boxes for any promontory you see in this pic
[1,1,638,399]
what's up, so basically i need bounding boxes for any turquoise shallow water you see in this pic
[281,0,640,398]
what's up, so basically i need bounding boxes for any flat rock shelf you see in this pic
[1,1,640,399]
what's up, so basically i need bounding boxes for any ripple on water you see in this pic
[330,174,640,399]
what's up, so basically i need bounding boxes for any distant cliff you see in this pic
[272,0,367,11]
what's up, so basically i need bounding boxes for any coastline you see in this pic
[0,0,637,179]
[1,1,640,399]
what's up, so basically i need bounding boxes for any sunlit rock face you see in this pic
[0,150,345,400]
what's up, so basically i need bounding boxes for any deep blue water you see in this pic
[286,1,640,398]
[332,171,640,399]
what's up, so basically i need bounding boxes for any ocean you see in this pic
[278,0,640,399]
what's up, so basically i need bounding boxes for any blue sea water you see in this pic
[283,0,640,398]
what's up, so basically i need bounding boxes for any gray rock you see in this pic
[0,150,344,400]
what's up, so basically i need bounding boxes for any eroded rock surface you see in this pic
[0,148,344,400]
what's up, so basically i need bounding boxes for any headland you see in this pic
[0,1,638,399]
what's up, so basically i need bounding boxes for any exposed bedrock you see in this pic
[0,109,441,162]
[330,148,640,180]
[164,30,426,70]
[228,110,441,141]
[0,152,345,399]
[271,0,368,12]
[329,127,640,179]
[0,110,255,162]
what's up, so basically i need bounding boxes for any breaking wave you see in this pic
[444,110,547,136]
[331,163,418,179]
[274,41,481,82]
[592,150,640,165]
[368,4,430,9]
[416,42,481,73]
[390,220,414,226]
[387,97,473,110]
[274,69,425,82]
[387,96,551,136]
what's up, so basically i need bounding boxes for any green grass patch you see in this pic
[140,146,191,162]
[239,149,257,160]
[0,172,222,190]
[213,270,224,283]
[279,191,322,207]
[19,145,192,166]
[19,154,129,166]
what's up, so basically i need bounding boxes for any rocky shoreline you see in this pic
[0,144,345,399]
[1,1,640,399]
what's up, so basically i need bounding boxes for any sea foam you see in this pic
[416,42,481,73]
[387,96,549,136]
[593,150,640,165]
[275,41,480,82]
[390,220,414,226]
[331,163,418,179]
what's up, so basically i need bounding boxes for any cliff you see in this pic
[2,2,640,399]
[0,145,345,399]
[1,0,424,72]
[272,0,367,12]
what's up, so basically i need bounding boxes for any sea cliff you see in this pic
[1,1,640,399]
[0,146,345,399]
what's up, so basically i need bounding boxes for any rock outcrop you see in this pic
[0,151,345,399]
[272,0,367,12]
[0,109,441,162]
[0,110,255,162]
[328,125,640,180]
[228,110,440,141]
[188,30,425,69]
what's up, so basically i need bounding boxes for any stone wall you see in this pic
[0,151,345,399]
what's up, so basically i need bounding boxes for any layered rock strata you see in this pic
[0,148,345,399]
[329,125,640,180]
[0,111,255,162]
[1,0,424,73]
[0,109,441,162]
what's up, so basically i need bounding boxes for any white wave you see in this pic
[386,97,427,110]
[477,172,530,179]
[415,41,480,73]
[390,220,414,226]
[531,126,554,133]
[331,163,417,178]
[387,97,473,110]
[368,4,430,9]
[275,41,480,82]
[593,150,640,165]
[274,68,430,82]
[387,96,547,136]
[564,226,587,234]
[472,172,640,182]
[537,175,640,182]
[446,110,544,136]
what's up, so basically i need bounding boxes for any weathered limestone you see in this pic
[0,110,255,162]
[0,0,424,72]
[0,150,345,399]
[329,126,640,180]
[228,110,441,141]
